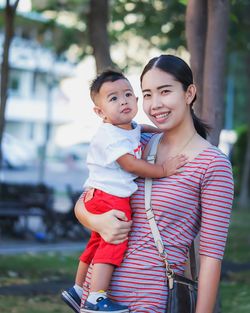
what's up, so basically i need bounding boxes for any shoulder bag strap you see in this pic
[144,134,173,275]
[144,133,197,282]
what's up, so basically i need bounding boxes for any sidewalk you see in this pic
[0,238,85,255]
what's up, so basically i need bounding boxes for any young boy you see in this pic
[62,70,187,313]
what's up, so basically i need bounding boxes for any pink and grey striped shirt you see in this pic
[82,134,234,312]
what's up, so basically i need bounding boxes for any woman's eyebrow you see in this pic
[142,84,173,93]
[158,84,172,90]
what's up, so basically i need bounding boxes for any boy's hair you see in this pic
[90,69,128,102]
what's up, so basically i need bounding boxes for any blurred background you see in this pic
[0,0,249,312]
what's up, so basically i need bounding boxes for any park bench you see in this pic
[0,182,54,238]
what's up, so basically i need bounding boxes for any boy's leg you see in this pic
[89,263,114,292]
[61,261,89,313]
[75,260,89,287]
[82,263,129,313]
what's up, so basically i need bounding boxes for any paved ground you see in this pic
[0,238,85,255]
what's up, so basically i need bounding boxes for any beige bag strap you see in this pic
[144,134,174,278]
[144,133,197,281]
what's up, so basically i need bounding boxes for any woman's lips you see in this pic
[153,112,171,123]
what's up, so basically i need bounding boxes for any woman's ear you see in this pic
[93,106,105,120]
[186,84,196,105]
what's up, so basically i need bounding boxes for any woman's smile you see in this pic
[152,111,171,123]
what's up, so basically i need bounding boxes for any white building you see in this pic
[0,11,75,157]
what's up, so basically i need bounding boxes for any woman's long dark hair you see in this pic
[140,55,210,139]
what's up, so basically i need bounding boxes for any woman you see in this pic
[75,55,234,313]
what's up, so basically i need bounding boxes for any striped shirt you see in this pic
[82,134,234,312]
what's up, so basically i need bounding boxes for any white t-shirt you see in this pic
[84,122,142,197]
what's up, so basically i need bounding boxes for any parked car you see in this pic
[56,143,89,163]
[1,133,37,169]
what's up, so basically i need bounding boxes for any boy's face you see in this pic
[93,79,138,129]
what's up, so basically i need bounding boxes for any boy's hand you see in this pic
[84,188,95,202]
[162,154,188,176]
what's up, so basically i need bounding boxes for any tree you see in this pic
[87,0,113,73]
[32,0,114,73]
[0,0,20,169]
[186,0,230,145]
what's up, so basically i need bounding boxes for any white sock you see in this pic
[73,284,83,298]
[87,291,107,304]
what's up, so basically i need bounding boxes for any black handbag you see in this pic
[166,273,197,313]
[144,134,198,313]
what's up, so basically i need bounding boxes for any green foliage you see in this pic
[221,280,250,313]
[231,125,248,196]
[111,0,186,50]
[224,209,250,262]
[30,0,187,67]
[229,0,250,52]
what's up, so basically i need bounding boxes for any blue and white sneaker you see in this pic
[61,287,81,313]
[81,296,129,313]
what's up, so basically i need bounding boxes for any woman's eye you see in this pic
[162,89,170,95]
[143,93,151,99]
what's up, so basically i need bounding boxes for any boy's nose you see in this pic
[120,97,128,105]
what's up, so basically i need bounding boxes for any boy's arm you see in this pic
[140,124,162,133]
[117,153,187,178]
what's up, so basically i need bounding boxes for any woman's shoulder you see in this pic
[200,145,231,163]
[140,132,156,147]
[198,145,233,177]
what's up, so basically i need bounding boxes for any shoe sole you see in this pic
[61,290,80,313]
[81,309,129,313]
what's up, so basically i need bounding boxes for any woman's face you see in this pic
[141,67,193,131]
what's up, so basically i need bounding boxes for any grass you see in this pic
[224,209,250,263]
[0,253,79,286]
[0,295,70,313]
[0,209,249,312]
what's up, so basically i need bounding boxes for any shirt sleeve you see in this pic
[199,154,234,260]
[104,138,133,165]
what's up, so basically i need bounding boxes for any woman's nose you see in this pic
[151,95,163,110]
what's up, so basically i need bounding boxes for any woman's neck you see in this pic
[159,125,197,157]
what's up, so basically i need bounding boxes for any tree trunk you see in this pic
[87,0,114,73]
[0,0,20,169]
[185,0,207,117]
[202,0,230,145]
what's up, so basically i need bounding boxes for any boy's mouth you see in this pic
[121,108,131,113]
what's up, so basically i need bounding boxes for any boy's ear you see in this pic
[93,106,105,119]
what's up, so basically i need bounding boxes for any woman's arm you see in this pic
[117,153,187,178]
[74,196,132,244]
[195,255,221,313]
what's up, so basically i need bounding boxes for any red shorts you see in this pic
[79,189,131,267]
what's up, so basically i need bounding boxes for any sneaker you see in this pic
[81,296,129,313]
[61,287,81,313]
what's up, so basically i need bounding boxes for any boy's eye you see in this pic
[125,92,132,97]
[110,96,117,102]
